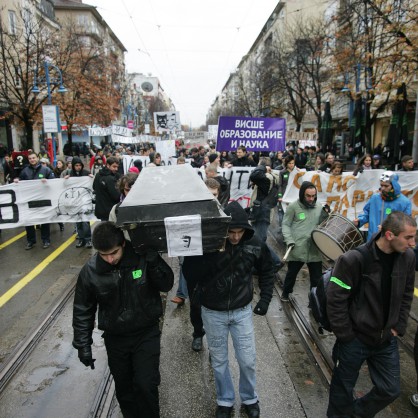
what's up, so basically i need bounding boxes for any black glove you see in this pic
[253,300,269,316]
[78,347,96,369]
[145,250,160,265]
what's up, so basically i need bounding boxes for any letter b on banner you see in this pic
[0,190,19,223]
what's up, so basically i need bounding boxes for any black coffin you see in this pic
[116,164,231,253]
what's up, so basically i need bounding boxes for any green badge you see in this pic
[385,208,392,215]
[284,174,288,178]
[299,212,306,220]
[132,269,142,279]
[39,174,44,178]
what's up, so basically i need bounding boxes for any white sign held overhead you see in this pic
[42,105,60,133]
[164,215,203,257]
[154,111,181,132]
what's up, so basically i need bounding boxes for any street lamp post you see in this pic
[32,61,67,166]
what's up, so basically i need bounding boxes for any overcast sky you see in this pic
[86,0,280,129]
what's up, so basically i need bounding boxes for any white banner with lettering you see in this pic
[281,169,418,220]
[2,169,417,229]
[0,177,97,229]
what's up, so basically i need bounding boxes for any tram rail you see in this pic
[0,276,77,394]
[0,272,117,418]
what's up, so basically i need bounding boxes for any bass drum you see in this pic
[311,213,364,261]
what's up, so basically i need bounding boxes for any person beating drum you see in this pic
[280,181,330,302]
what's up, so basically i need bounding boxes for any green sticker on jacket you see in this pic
[385,208,392,215]
[330,276,351,290]
[132,269,142,279]
[299,212,306,220]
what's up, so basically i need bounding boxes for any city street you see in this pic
[0,222,418,417]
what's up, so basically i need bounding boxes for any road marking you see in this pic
[0,231,26,250]
[0,234,77,308]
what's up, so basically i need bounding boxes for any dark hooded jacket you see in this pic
[68,157,90,177]
[282,181,328,262]
[93,165,120,220]
[72,241,174,349]
[182,201,274,311]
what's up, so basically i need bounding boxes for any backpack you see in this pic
[261,176,279,209]
[308,245,371,334]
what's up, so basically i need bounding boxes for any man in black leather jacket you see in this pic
[72,222,174,418]
[183,202,274,418]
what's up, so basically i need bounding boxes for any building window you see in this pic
[77,14,88,27]
[8,10,17,35]
[15,66,22,87]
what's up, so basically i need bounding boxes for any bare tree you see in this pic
[0,6,59,148]
[272,17,330,131]
[331,0,417,152]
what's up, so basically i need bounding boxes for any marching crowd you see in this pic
[1,139,418,417]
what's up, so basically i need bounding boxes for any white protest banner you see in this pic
[0,177,97,229]
[112,125,133,137]
[89,126,112,136]
[282,170,418,221]
[112,134,136,144]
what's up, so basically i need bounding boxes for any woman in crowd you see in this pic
[330,161,344,175]
[353,153,372,175]
[54,159,66,178]
[314,153,325,171]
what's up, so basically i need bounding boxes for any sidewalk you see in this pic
[158,257,307,418]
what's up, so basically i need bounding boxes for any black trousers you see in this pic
[185,275,204,338]
[283,260,322,295]
[26,224,50,244]
[104,325,161,418]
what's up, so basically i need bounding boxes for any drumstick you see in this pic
[282,245,293,263]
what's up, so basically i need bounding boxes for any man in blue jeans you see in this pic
[327,211,416,417]
[183,201,274,418]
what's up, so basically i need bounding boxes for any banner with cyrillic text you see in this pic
[281,170,418,220]
[0,177,97,229]
[216,116,286,152]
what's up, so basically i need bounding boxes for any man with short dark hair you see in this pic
[73,221,174,418]
[183,202,274,418]
[319,152,335,173]
[14,151,54,249]
[327,211,416,417]
[398,155,415,171]
[93,156,120,221]
[230,145,256,167]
